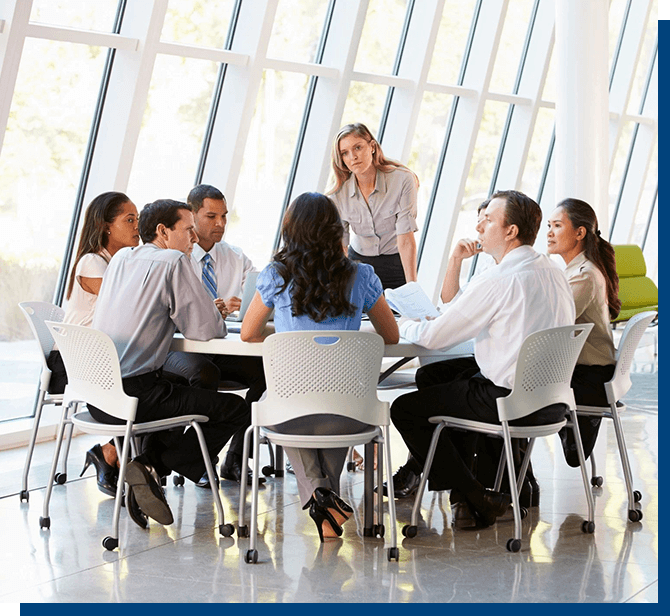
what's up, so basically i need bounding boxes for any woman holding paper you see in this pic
[328,123,419,290]
[241,192,398,541]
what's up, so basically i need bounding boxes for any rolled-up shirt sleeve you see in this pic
[394,173,419,236]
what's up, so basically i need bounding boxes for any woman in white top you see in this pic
[547,198,619,466]
[47,191,140,495]
[328,123,419,290]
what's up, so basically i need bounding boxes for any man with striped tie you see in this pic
[163,185,266,488]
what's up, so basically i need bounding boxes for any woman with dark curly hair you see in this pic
[242,192,398,541]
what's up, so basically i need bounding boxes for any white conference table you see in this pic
[170,324,474,535]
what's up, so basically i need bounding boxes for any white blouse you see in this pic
[63,249,111,328]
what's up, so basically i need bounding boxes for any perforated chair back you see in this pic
[497,324,593,423]
[19,302,65,390]
[46,321,137,422]
[255,330,387,427]
[607,311,657,404]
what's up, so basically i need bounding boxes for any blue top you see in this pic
[257,261,383,332]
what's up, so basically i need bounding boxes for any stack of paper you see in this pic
[384,282,439,319]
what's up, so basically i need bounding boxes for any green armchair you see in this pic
[613,245,658,323]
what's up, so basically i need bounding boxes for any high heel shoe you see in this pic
[80,444,119,498]
[308,501,343,542]
[314,487,353,522]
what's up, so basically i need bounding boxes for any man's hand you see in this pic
[451,238,483,261]
[224,296,242,313]
[214,298,229,318]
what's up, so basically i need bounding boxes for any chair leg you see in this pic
[375,441,384,532]
[238,425,254,534]
[569,409,596,528]
[382,427,399,560]
[502,424,522,547]
[409,422,446,528]
[105,426,134,550]
[59,420,75,481]
[40,404,70,528]
[590,452,598,484]
[516,438,536,494]
[610,404,641,520]
[20,392,47,499]
[246,427,261,563]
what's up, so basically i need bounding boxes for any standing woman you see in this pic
[241,192,399,541]
[547,198,620,466]
[46,191,140,495]
[328,123,419,289]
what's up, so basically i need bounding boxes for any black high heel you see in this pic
[308,501,343,542]
[80,444,119,498]
[314,487,353,521]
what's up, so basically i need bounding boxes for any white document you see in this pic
[384,282,440,319]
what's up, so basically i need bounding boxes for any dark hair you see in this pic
[273,192,356,322]
[477,198,490,214]
[138,199,191,243]
[556,198,621,319]
[187,184,225,214]
[66,191,130,300]
[491,189,542,246]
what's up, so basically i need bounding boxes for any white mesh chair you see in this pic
[42,321,233,551]
[18,302,66,501]
[238,330,399,564]
[574,310,657,522]
[402,324,595,553]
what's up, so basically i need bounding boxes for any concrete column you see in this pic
[554,0,609,225]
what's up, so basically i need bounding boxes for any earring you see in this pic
[107,231,111,235]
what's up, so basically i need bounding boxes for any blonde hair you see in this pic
[327,123,418,195]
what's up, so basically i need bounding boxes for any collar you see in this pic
[347,169,385,199]
[497,244,536,266]
[564,251,588,276]
[191,243,214,264]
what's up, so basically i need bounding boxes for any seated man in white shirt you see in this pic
[93,199,250,527]
[163,184,266,487]
[390,190,576,529]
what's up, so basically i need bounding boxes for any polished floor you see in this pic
[0,330,658,603]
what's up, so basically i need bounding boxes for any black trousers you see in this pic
[391,357,566,494]
[348,247,406,290]
[87,369,250,483]
[46,350,67,395]
[162,350,266,458]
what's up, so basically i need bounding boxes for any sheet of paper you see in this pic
[384,282,440,319]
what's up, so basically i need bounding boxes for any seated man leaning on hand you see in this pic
[163,184,266,487]
[92,199,250,527]
[390,190,576,529]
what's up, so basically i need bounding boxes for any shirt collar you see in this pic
[191,243,213,264]
[346,168,385,199]
[497,244,536,266]
[564,251,587,276]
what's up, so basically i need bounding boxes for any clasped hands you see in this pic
[214,296,242,319]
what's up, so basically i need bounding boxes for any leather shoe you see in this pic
[379,463,421,499]
[451,500,478,529]
[220,459,266,486]
[195,469,220,489]
[125,459,174,525]
[126,485,148,529]
[471,489,511,528]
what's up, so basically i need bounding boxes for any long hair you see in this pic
[66,191,130,300]
[273,193,357,322]
[327,123,419,194]
[557,198,621,320]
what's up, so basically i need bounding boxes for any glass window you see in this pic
[608,121,635,221]
[266,0,330,63]
[626,1,657,115]
[407,92,456,235]
[642,195,657,284]
[0,39,108,422]
[161,0,235,48]
[225,70,310,268]
[521,107,554,200]
[541,47,556,102]
[630,142,657,247]
[609,0,629,68]
[339,82,388,137]
[354,0,409,74]
[126,55,219,207]
[427,0,477,85]
[488,0,535,93]
[30,0,119,31]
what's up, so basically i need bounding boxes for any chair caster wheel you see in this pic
[39,516,50,529]
[172,475,184,486]
[245,549,258,564]
[219,523,235,537]
[19,490,29,502]
[346,462,356,472]
[102,536,118,551]
[54,472,67,485]
[519,506,528,520]
[581,520,595,533]
[238,525,249,537]
[402,525,417,538]
[591,476,603,487]
[374,524,385,538]
[628,509,643,522]
[387,547,400,561]
[633,490,642,503]
[506,538,521,552]
[262,466,273,477]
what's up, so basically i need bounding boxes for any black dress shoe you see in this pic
[80,444,119,498]
[195,469,220,489]
[470,489,511,528]
[125,459,174,525]
[379,463,421,498]
[220,459,266,486]
[126,486,148,529]
[451,500,478,529]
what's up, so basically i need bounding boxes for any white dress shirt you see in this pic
[400,245,576,389]
[93,244,226,378]
[63,249,111,328]
[330,168,418,256]
[564,252,616,366]
[191,241,256,299]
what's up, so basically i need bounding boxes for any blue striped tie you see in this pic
[202,254,218,300]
